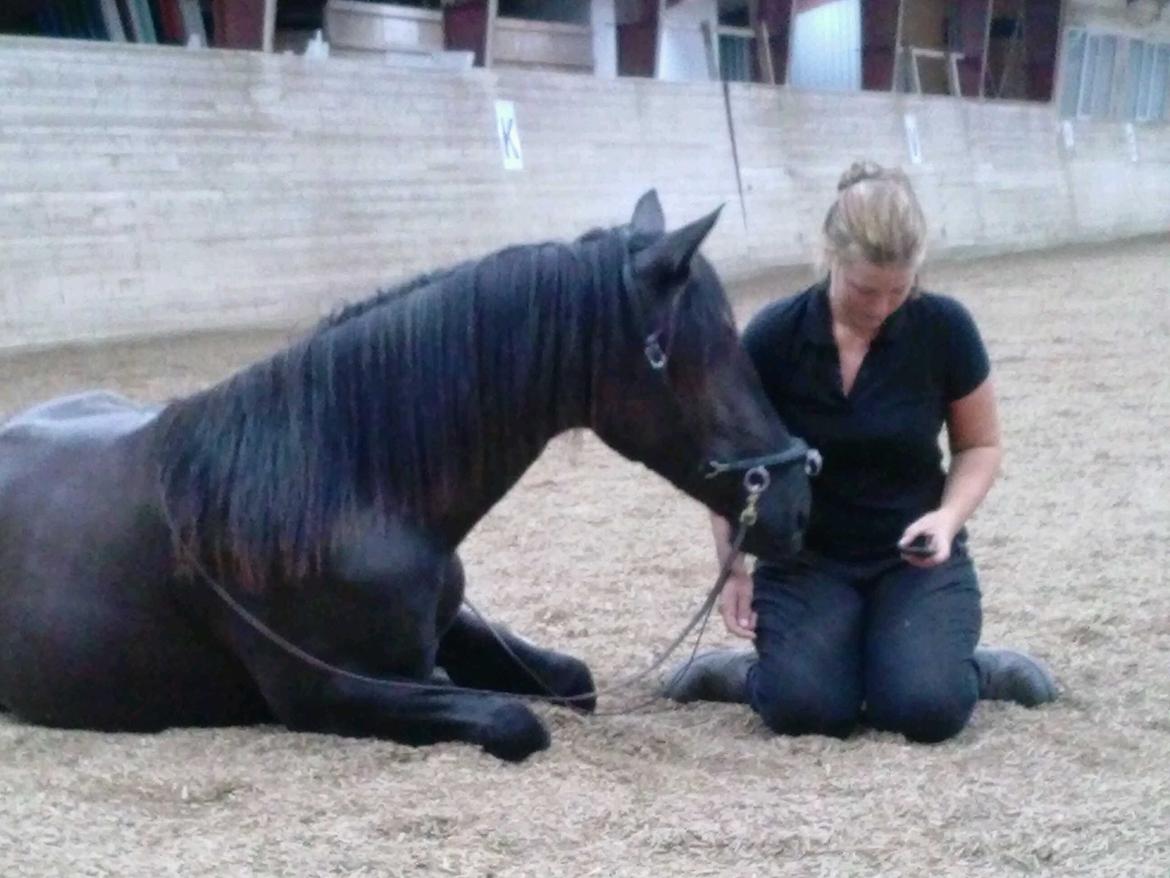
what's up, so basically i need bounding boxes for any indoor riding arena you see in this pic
[1,1,1168,875]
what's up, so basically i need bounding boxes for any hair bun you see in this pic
[837,161,886,192]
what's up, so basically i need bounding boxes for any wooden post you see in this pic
[653,0,666,79]
[484,0,498,66]
[890,0,905,91]
[908,48,922,94]
[979,0,993,98]
[756,20,775,84]
[700,21,718,80]
[262,0,276,52]
[785,0,797,85]
[947,51,963,96]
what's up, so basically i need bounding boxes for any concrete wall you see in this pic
[0,34,1168,350]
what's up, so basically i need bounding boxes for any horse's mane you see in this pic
[153,226,735,591]
[317,265,465,328]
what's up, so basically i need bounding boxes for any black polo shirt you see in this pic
[742,279,990,560]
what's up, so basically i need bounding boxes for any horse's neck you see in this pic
[385,259,598,544]
[151,246,615,585]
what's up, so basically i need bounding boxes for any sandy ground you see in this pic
[1,238,1168,877]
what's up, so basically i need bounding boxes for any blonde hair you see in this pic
[822,161,927,269]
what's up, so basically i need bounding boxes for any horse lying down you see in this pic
[0,192,813,761]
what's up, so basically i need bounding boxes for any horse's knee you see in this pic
[489,642,595,712]
[867,683,976,744]
[478,701,550,762]
[750,672,859,739]
[543,653,595,712]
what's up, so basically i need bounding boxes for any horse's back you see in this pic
[0,390,160,446]
[0,389,166,631]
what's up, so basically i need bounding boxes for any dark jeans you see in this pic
[747,546,982,743]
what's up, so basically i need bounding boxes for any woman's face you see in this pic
[829,259,916,335]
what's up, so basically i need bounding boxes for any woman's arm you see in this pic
[711,513,756,638]
[940,376,1003,528]
[899,377,1002,566]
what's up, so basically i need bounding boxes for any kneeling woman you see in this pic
[667,162,1055,742]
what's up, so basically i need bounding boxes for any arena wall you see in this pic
[0,34,1167,349]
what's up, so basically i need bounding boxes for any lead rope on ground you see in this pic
[463,518,748,716]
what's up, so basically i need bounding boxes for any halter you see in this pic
[623,259,823,528]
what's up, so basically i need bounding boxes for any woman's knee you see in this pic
[749,668,861,738]
[867,677,977,743]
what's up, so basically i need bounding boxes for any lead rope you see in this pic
[162,473,765,716]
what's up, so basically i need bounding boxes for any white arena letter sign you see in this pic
[495,100,524,171]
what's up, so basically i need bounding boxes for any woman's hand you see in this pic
[719,569,757,639]
[898,508,960,568]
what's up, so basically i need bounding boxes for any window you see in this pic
[1147,44,1170,122]
[718,32,754,82]
[1125,39,1151,120]
[1063,27,1170,123]
[715,0,754,83]
[1124,38,1170,122]
[789,0,862,92]
[1078,32,1118,118]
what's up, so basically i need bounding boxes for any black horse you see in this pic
[0,192,812,761]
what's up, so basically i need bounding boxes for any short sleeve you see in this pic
[740,296,799,397]
[940,297,991,401]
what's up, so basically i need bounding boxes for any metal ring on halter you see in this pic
[644,333,668,370]
[743,465,770,494]
[805,449,823,477]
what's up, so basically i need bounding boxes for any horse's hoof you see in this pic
[479,702,551,762]
[975,647,1058,707]
[662,647,753,704]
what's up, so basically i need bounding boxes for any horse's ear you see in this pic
[630,190,666,237]
[630,205,723,292]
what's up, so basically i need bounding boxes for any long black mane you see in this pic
[154,226,735,591]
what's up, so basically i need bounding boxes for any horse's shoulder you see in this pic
[1,391,161,445]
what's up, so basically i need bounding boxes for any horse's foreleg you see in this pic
[257,663,550,762]
[437,607,597,712]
